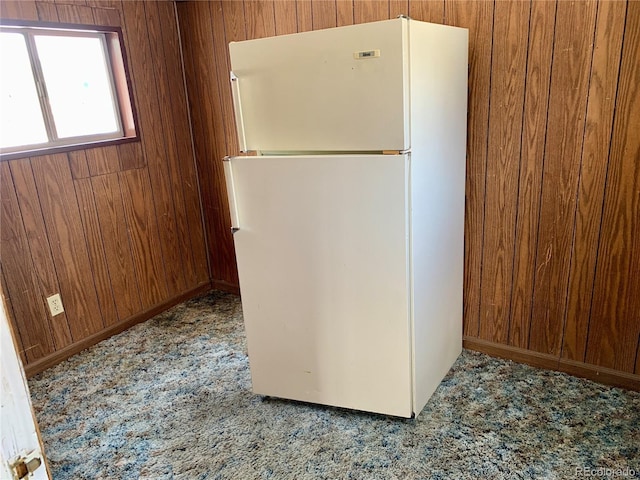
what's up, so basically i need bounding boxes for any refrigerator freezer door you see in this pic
[229,18,410,153]
[226,154,412,417]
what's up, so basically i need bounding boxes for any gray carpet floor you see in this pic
[28,291,640,479]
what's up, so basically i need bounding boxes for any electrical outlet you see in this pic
[47,294,64,316]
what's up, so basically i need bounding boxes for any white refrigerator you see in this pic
[223,17,468,418]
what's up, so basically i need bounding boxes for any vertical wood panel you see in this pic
[529,0,597,356]
[274,0,298,34]
[509,0,556,348]
[312,0,337,30]
[389,0,408,19]
[478,0,530,344]
[410,0,444,24]
[354,0,388,23]
[55,2,93,22]
[144,0,196,288]
[54,0,87,5]
[245,0,276,39]
[220,0,248,115]
[622,230,640,374]
[9,160,74,349]
[211,1,239,157]
[186,1,237,284]
[562,0,627,362]
[85,0,114,7]
[178,3,222,285]
[0,1,38,20]
[337,0,354,26]
[296,0,313,32]
[119,167,168,309]
[30,154,105,340]
[221,0,247,41]
[157,0,210,285]
[91,173,142,319]
[68,150,90,179]
[86,146,120,177]
[74,177,119,326]
[208,1,240,285]
[586,0,640,372]
[445,0,494,338]
[117,142,145,171]
[1,269,27,365]
[121,0,184,297]
[0,163,55,362]
[90,4,119,26]
[36,1,58,21]
[98,1,147,174]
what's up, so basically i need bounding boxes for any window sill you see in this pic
[0,135,140,162]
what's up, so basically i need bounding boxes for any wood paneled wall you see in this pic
[0,0,210,375]
[177,0,639,388]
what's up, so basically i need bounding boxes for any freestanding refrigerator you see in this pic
[223,17,468,418]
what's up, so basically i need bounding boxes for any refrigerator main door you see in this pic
[229,18,409,153]
[225,154,412,417]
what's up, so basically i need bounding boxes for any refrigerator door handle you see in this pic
[230,72,248,152]
[223,157,240,233]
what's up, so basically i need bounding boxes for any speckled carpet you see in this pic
[29,291,640,479]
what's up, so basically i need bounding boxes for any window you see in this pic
[0,22,137,158]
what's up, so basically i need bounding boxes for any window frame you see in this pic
[0,20,139,161]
